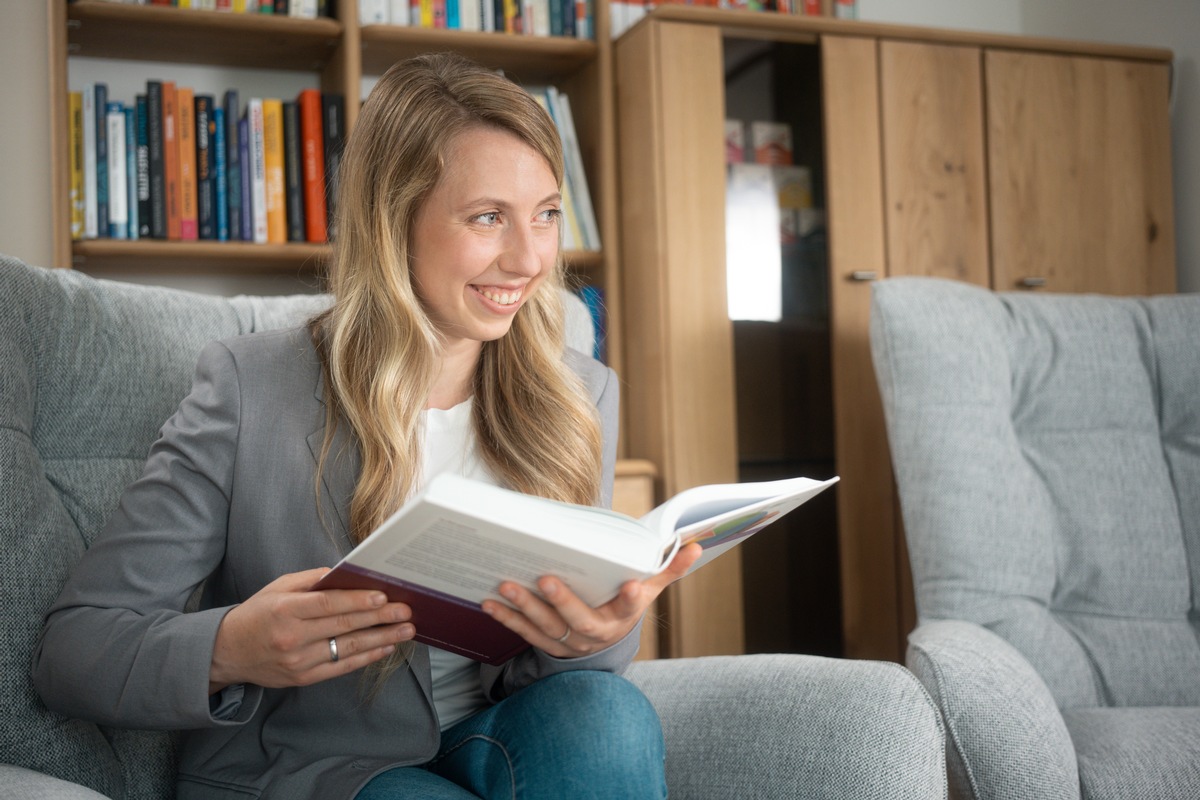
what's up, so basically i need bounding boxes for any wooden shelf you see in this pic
[67,0,342,70]
[359,25,598,80]
[71,240,330,275]
[71,239,604,277]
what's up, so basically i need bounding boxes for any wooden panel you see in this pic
[616,21,743,658]
[821,35,901,662]
[880,41,989,285]
[611,459,660,661]
[49,0,70,268]
[987,50,1176,295]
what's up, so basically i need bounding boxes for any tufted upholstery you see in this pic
[870,276,1200,799]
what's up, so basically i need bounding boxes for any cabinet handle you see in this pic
[848,270,878,282]
[1018,276,1047,289]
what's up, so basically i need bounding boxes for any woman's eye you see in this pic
[538,208,562,224]
[475,212,500,225]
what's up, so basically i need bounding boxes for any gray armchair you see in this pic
[1,255,947,799]
[869,276,1200,799]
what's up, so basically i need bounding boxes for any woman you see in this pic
[34,53,699,799]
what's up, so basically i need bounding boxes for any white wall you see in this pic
[859,0,1200,291]
[3,2,1197,291]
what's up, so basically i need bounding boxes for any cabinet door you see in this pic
[880,40,990,285]
[822,36,903,661]
[987,50,1176,294]
[616,20,744,658]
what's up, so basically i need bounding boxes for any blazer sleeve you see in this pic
[32,341,264,729]
[479,357,643,700]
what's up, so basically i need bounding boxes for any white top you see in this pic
[419,398,493,731]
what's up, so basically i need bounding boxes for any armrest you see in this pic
[907,620,1080,800]
[626,653,946,800]
[0,764,112,799]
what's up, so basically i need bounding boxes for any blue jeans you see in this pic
[355,670,667,799]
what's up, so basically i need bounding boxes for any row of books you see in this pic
[360,0,594,39]
[611,0,857,38]
[69,82,345,245]
[89,0,331,17]
[529,85,601,252]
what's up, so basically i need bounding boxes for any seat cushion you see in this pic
[1064,707,1200,800]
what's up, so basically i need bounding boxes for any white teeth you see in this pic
[481,289,521,306]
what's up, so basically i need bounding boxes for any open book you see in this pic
[313,472,838,665]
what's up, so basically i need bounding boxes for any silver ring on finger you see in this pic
[329,637,340,663]
[555,626,572,644]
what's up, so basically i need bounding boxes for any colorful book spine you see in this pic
[69,92,85,241]
[195,94,215,240]
[163,81,181,240]
[125,105,138,241]
[82,86,98,239]
[95,83,109,237]
[223,90,241,242]
[262,98,286,243]
[147,81,167,239]
[135,95,152,239]
[106,101,128,240]
[282,100,305,242]
[246,98,269,244]
[238,115,253,240]
[177,86,198,240]
[297,88,327,243]
[321,93,345,237]
[214,106,229,242]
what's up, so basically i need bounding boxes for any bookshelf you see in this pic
[48,0,621,379]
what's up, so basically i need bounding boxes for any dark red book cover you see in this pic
[313,563,530,666]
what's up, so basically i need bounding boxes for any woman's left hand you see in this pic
[481,542,703,658]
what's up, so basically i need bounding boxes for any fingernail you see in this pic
[541,580,558,597]
[398,624,414,638]
[501,586,518,601]
[371,593,387,606]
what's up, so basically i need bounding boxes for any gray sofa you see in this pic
[870,277,1200,800]
[1,255,946,799]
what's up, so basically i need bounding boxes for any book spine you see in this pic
[262,98,286,243]
[95,83,109,237]
[282,100,305,242]
[69,91,85,241]
[360,0,387,23]
[106,102,128,240]
[298,88,327,243]
[163,81,181,240]
[238,115,253,240]
[177,86,198,240]
[551,88,600,250]
[125,105,139,241]
[135,95,151,239]
[247,99,269,244]
[195,95,215,240]
[321,93,344,238]
[388,0,409,24]
[223,90,241,241]
[82,86,98,239]
[147,81,167,239]
[446,0,459,28]
[213,106,229,241]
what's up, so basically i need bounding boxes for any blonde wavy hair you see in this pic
[310,52,603,554]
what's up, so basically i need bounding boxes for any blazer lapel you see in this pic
[306,368,359,556]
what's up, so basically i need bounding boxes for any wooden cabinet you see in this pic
[616,8,1175,662]
[47,0,623,375]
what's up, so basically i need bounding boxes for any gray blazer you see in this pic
[33,326,630,800]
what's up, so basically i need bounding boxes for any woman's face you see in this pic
[409,125,561,353]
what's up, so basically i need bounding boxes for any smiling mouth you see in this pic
[476,287,523,306]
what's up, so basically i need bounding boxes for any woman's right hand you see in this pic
[208,567,415,694]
